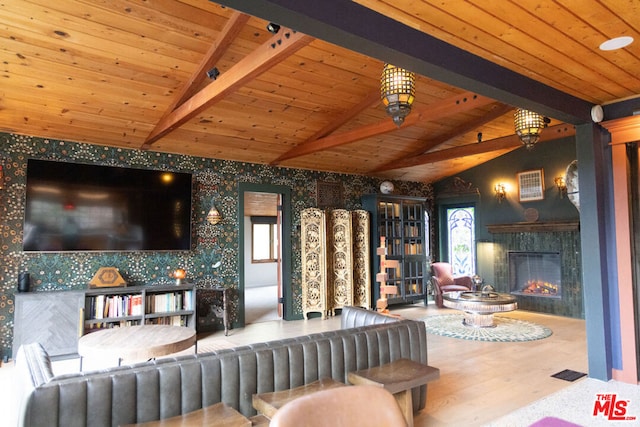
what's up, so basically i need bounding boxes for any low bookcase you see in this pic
[83,284,196,333]
[12,284,196,360]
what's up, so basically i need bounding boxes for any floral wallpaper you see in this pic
[0,132,433,357]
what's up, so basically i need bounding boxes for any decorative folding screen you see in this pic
[328,209,354,313]
[352,210,371,309]
[301,208,371,318]
[301,208,328,319]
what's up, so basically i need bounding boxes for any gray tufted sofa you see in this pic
[16,306,433,427]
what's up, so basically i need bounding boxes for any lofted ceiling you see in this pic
[1,0,639,183]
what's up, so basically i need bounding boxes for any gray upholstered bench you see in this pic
[16,306,432,427]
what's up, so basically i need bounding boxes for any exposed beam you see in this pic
[215,0,593,124]
[142,28,313,148]
[273,92,493,163]
[372,103,513,172]
[271,90,379,164]
[306,90,381,141]
[170,11,250,113]
[386,124,576,170]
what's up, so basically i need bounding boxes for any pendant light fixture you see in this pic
[514,108,545,149]
[380,63,416,127]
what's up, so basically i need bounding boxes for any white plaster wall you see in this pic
[244,216,277,288]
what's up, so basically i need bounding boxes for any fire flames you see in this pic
[521,280,558,296]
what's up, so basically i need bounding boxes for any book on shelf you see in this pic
[87,293,145,320]
[145,315,186,327]
[146,290,192,314]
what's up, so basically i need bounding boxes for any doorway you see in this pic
[238,183,292,327]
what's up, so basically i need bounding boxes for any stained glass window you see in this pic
[447,207,475,276]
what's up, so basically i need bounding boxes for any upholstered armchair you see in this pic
[269,385,407,427]
[430,262,473,308]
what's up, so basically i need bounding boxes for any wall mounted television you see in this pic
[23,159,193,252]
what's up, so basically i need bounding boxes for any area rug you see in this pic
[423,314,552,342]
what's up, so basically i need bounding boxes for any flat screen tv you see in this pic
[23,159,193,252]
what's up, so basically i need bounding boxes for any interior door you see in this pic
[238,183,293,326]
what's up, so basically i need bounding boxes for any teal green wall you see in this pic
[0,132,433,357]
[433,137,583,317]
[435,136,579,243]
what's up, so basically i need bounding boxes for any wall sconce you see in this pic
[380,63,416,127]
[555,176,567,198]
[207,204,222,225]
[494,183,506,203]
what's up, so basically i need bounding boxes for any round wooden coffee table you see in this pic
[78,325,196,365]
[442,291,517,327]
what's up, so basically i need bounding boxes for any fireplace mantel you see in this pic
[487,221,579,234]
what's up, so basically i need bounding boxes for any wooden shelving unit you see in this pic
[83,284,196,333]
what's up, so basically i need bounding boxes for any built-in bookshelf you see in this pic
[83,284,196,333]
[362,194,428,306]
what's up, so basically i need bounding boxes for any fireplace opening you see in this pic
[508,251,561,298]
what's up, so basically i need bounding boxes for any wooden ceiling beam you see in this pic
[142,27,313,149]
[303,90,381,144]
[273,91,493,163]
[168,11,250,114]
[218,0,592,124]
[383,124,576,170]
[271,89,380,164]
[371,103,513,172]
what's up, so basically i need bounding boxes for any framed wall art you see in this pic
[517,169,544,202]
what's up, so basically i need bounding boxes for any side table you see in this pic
[120,402,250,426]
[347,358,440,427]
[443,290,517,327]
[78,325,196,368]
[252,378,345,419]
[197,287,229,335]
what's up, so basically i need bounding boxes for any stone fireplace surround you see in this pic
[488,221,583,318]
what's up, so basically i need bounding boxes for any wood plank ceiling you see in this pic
[1,0,638,183]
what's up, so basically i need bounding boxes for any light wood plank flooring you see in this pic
[2,303,587,426]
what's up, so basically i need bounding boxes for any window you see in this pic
[251,216,278,263]
[446,206,475,276]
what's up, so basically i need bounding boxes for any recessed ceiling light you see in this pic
[599,36,634,51]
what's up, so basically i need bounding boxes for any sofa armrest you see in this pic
[454,276,473,289]
[15,343,55,427]
[340,306,399,329]
[16,343,54,388]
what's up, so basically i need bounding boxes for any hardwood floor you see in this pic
[194,303,587,426]
[413,307,587,426]
[2,303,587,426]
